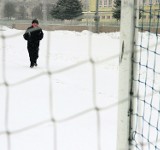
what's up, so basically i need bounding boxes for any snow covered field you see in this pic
[0,26,160,150]
[0,26,119,150]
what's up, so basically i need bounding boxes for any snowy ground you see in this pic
[0,26,120,150]
[0,26,160,150]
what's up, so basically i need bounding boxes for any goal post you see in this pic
[117,0,138,150]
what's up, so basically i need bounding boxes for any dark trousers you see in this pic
[27,41,39,64]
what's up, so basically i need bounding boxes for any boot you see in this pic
[34,61,38,66]
[30,62,34,68]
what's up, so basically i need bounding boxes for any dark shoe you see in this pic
[30,62,34,68]
[34,60,37,67]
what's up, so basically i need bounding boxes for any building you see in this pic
[83,0,115,24]
[85,0,160,24]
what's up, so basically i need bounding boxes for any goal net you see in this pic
[0,0,120,150]
[130,0,160,149]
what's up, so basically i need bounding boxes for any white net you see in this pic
[0,10,120,150]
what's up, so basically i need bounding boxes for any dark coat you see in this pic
[23,26,43,47]
[23,26,44,64]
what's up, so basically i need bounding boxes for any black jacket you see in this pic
[23,26,43,44]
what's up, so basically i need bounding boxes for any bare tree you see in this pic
[32,4,43,20]
[19,5,27,19]
[4,2,16,20]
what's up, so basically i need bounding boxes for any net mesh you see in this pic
[130,0,160,149]
[3,0,160,149]
[0,1,119,149]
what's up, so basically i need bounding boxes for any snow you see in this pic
[0,26,119,150]
[0,25,159,150]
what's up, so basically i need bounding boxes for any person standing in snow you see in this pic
[23,19,44,68]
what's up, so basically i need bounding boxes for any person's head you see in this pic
[32,19,39,27]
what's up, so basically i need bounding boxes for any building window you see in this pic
[104,0,107,6]
[99,0,109,7]
[99,0,113,7]
[99,0,103,7]
[109,0,112,6]
[102,16,106,19]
